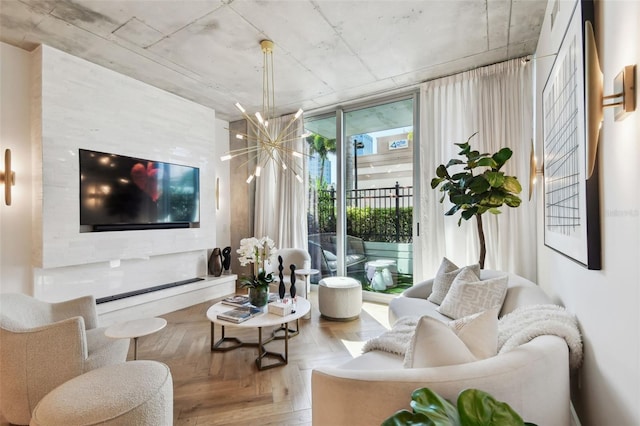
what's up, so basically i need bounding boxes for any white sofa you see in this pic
[311,270,571,426]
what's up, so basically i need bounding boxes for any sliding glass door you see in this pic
[304,95,417,297]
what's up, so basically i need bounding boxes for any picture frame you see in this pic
[542,0,601,270]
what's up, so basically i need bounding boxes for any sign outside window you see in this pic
[389,139,408,150]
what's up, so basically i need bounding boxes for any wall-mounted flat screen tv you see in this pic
[79,149,200,231]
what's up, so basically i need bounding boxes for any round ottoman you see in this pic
[318,277,362,321]
[30,360,173,426]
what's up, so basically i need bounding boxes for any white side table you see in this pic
[295,268,320,295]
[105,317,167,360]
[295,268,319,319]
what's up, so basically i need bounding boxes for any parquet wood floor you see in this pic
[0,291,391,426]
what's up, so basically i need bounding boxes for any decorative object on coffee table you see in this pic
[238,236,276,307]
[278,255,286,299]
[208,248,223,276]
[222,246,232,274]
[289,264,297,298]
[248,286,269,307]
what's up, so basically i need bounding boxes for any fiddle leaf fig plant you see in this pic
[430,133,522,268]
[382,387,536,426]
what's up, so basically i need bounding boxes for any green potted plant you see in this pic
[430,133,522,268]
[236,236,276,307]
[382,387,536,426]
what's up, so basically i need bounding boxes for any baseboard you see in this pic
[97,274,237,326]
[362,290,394,304]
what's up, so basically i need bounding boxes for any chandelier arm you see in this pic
[224,145,263,154]
[238,110,264,134]
[276,116,302,140]
[275,130,305,146]
[236,151,261,170]
[254,126,275,145]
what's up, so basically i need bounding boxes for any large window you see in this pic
[304,95,417,298]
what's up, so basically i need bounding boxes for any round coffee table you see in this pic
[104,317,167,360]
[206,298,310,370]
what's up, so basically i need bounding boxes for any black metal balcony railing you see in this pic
[308,182,413,243]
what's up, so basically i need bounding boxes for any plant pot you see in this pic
[248,286,269,307]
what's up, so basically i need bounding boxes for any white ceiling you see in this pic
[0,0,548,122]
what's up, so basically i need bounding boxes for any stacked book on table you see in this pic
[216,305,263,323]
[221,294,278,308]
[221,295,251,307]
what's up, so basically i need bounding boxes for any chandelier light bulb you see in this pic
[246,174,254,184]
[235,103,246,113]
[255,165,262,177]
[220,154,233,161]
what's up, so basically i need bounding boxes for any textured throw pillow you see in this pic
[437,267,508,319]
[428,258,481,305]
[404,308,498,368]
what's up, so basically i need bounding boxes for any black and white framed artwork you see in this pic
[542,0,601,269]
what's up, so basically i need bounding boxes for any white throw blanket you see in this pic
[362,316,417,356]
[498,304,583,369]
[363,304,583,370]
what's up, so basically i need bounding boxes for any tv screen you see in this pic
[79,149,200,231]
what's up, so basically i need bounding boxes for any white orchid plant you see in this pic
[236,236,277,289]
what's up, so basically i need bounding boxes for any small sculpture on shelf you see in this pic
[278,255,286,299]
[222,246,232,274]
[289,264,297,298]
[208,248,222,277]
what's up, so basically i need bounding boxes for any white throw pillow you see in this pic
[428,257,481,305]
[404,308,498,368]
[437,267,508,319]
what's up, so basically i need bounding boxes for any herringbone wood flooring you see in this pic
[153,291,390,425]
[0,291,388,426]
[1,291,390,425]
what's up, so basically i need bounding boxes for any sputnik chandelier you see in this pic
[221,40,306,184]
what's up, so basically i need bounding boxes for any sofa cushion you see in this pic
[404,308,498,368]
[323,250,337,261]
[428,258,480,305]
[387,296,452,325]
[437,267,508,319]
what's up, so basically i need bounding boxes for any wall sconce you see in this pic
[585,20,636,179]
[0,149,16,206]
[215,177,220,210]
[529,140,536,201]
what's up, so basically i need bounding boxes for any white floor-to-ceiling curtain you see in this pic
[419,58,535,280]
[254,113,308,251]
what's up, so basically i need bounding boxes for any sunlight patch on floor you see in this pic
[362,301,391,330]
[341,338,367,358]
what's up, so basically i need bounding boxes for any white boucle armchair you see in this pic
[0,293,130,425]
